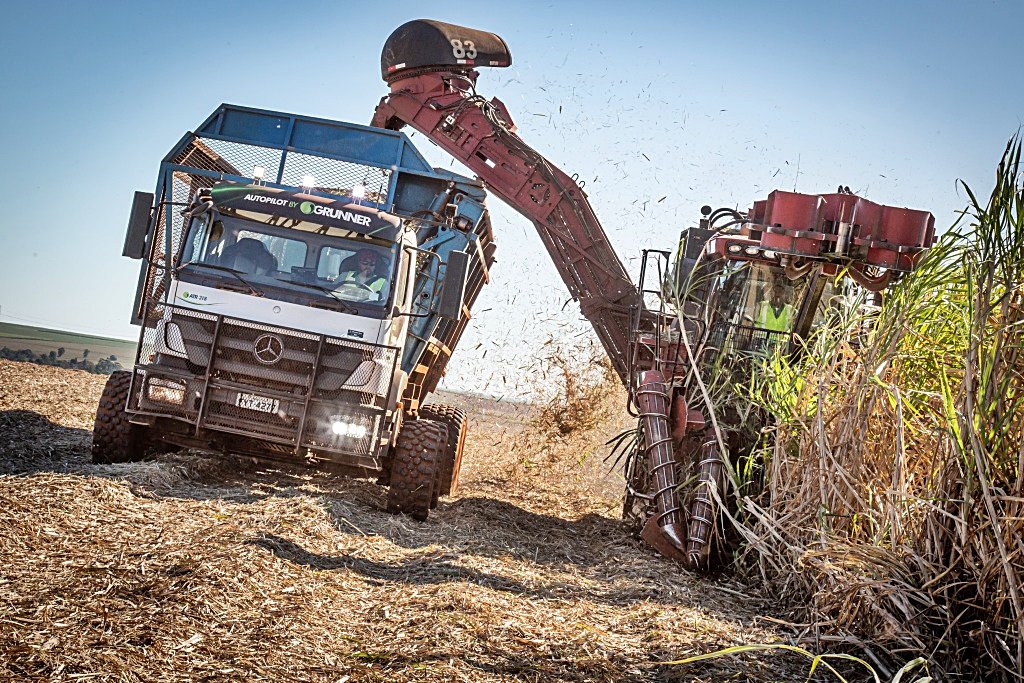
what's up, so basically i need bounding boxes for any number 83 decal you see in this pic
[450,39,477,59]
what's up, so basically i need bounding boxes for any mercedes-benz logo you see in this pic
[253,334,284,365]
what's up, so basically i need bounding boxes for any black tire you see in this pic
[420,403,467,498]
[386,419,446,521]
[91,371,148,464]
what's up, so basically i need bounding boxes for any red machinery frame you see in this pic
[372,20,935,566]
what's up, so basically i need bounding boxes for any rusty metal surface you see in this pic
[634,370,688,562]
[686,440,725,570]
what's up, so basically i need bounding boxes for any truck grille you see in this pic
[130,303,397,458]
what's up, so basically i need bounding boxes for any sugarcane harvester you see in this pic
[372,20,936,567]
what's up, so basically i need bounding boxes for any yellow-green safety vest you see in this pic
[341,271,385,293]
[756,301,794,332]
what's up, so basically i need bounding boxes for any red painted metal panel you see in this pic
[739,189,934,272]
[763,190,823,230]
[759,191,825,257]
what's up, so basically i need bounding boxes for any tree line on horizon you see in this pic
[0,345,124,375]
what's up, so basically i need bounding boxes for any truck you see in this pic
[92,104,497,520]
[370,20,935,566]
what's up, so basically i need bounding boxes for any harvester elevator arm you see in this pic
[372,20,639,384]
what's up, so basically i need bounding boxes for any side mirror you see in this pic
[437,250,469,320]
[123,191,154,259]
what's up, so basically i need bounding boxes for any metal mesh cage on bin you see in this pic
[280,151,391,203]
[175,137,283,182]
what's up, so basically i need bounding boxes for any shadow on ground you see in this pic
[0,410,625,551]
[0,410,92,474]
[250,531,700,609]
[1,409,641,551]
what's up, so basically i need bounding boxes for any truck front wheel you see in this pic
[386,419,446,521]
[92,371,148,464]
[420,404,467,499]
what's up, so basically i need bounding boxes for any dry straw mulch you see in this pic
[0,360,796,682]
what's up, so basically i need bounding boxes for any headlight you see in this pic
[329,416,369,439]
[147,377,186,405]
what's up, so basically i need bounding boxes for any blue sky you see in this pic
[1,1,1021,394]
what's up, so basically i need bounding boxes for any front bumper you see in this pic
[128,303,398,466]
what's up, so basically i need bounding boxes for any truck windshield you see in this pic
[179,213,398,312]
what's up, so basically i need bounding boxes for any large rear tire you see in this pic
[386,419,446,521]
[92,371,148,464]
[420,403,467,498]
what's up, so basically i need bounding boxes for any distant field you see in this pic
[0,322,137,363]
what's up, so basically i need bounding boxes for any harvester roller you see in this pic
[633,370,689,563]
[686,440,726,569]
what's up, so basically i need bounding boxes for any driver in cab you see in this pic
[334,248,387,301]
[756,283,794,333]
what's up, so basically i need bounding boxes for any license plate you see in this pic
[235,392,280,414]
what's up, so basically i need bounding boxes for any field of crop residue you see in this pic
[0,359,809,682]
[0,322,138,364]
